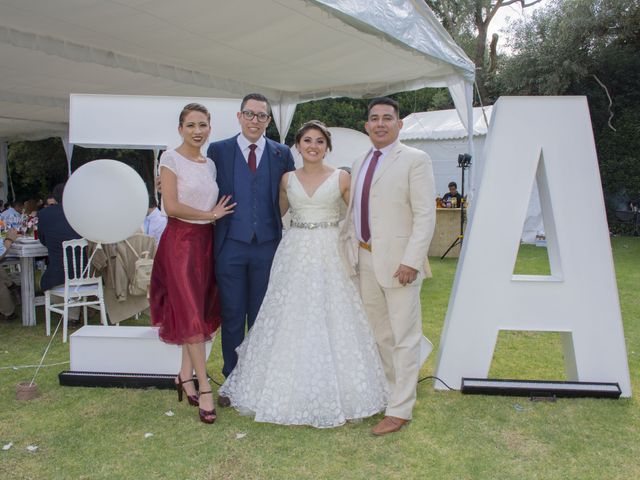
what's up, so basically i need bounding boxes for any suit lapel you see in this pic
[372,143,402,186]
[265,139,281,203]
[225,134,240,194]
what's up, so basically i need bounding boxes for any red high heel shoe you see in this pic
[198,391,217,424]
[175,376,199,407]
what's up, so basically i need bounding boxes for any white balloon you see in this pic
[63,159,148,244]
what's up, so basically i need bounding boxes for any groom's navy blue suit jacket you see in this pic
[207,134,295,257]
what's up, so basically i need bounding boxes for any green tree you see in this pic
[276,87,452,145]
[491,0,640,231]
[7,138,155,201]
[7,138,68,201]
[425,0,543,97]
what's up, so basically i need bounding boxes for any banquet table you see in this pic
[4,237,48,326]
[428,208,465,258]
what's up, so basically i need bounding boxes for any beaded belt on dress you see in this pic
[290,221,339,229]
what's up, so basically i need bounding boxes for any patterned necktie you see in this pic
[248,144,257,172]
[360,150,382,243]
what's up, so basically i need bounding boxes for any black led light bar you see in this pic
[59,371,177,389]
[461,378,621,399]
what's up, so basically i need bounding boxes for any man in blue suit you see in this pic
[38,182,82,292]
[38,182,83,325]
[207,93,295,406]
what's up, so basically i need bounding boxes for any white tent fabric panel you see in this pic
[0,141,8,201]
[0,0,474,142]
[404,136,544,243]
[401,106,493,199]
[401,106,494,141]
[316,0,475,84]
[69,94,243,150]
[401,106,545,244]
[522,182,544,244]
[402,138,487,198]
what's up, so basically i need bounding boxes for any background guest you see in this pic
[442,181,462,207]
[0,200,23,227]
[44,194,58,207]
[23,199,39,216]
[143,196,167,246]
[37,183,82,291]
[0,228,20,321]
[37,182,83,325]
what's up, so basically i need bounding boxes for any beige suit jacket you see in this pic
[340,141,436,288]
[90,234,156,323]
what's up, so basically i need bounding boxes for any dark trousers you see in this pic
[215,237,279,377]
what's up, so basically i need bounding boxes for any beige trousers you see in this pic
[358,248,423,420]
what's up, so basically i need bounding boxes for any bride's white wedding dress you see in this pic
[219,169,388,428]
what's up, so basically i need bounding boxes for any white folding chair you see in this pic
[44,238,108,342]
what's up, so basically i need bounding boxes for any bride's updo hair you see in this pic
[179,103,211,126]
[295,120,333,151]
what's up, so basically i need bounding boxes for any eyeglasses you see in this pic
[241,110,270,123]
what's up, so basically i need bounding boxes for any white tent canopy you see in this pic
[0,0,475,199]
[0,0,474,141]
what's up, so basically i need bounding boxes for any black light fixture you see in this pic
[461,378,622,399]
[59,371,176,389]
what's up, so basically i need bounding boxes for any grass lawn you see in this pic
[1,237,638,479]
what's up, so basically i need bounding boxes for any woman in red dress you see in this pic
[150,103,235,424]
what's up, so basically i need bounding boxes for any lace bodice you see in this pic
[159,150,218,224]
[287,169,341,225]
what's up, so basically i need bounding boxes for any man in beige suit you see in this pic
[341,97,435,436]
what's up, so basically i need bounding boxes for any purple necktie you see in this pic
[248,144,257,173]
[360,150,382,243]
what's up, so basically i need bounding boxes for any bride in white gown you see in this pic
[219,120,388,428]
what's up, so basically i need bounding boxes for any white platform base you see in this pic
[70,326,213,375]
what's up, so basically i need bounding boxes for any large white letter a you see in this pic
[435,97,632,397]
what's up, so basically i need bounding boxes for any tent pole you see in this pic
[61,134,74,177]
[0,140,8,201]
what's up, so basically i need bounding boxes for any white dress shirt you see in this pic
[143,208,168,245]
[0,207,22,228]
[236,134,266,168]
[353,141,397,242]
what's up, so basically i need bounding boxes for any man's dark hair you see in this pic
[448,182,458,189]
[240,93,271,115]
[367,97,400,117]
[52,182,66,204]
